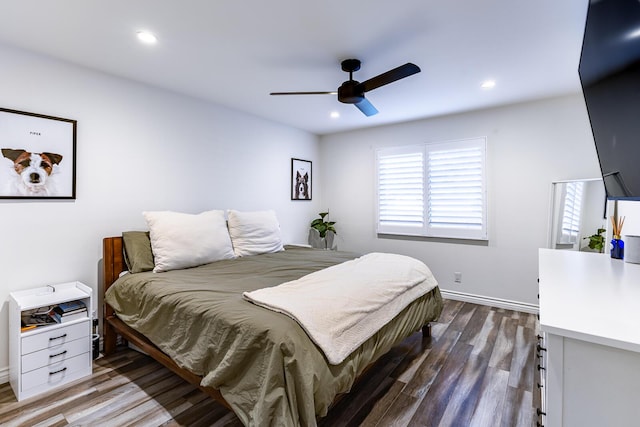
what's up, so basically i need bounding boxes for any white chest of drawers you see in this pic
[539,249,640,426]
[8,282,93,401]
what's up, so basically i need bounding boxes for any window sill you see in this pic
[377,233,489,246]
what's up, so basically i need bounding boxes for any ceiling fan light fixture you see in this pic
[330,111,340,119]
[338,80,364,104]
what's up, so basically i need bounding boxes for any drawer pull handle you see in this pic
[49,367,67,376]
[49,350,67,358]
[49,333,67,342]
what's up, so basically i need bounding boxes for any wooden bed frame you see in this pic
[102,236,233,408]
[102,236,431,416]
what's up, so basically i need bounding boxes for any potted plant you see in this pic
[309,211,337,249]
[583,228,606,253]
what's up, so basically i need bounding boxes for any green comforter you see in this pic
[105,246,443,426]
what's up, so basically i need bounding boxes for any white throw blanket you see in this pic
[243,252,438,365]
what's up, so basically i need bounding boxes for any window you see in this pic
[376,137,487,240]
[557,181,584,244]
[377,145,425,234]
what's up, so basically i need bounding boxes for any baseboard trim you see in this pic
[0,366,9,385]
[440,289,539,314]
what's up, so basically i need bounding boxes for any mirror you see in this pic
[548,178,606,251]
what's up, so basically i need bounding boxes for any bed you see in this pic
[102,210,443,426]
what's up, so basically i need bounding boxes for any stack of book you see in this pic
[49,300,87,323]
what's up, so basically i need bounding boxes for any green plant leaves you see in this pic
[310,212,337,238]
[584,228,606,252]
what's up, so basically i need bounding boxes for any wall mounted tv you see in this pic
[579,0,640,200]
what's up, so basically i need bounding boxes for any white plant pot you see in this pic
[308,228,336,250]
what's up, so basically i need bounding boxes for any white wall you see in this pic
[319,94,601,306]
[0,44,321,376]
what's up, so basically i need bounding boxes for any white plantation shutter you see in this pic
[558,181,584,244]
[376,138,487,240]
[377,146,426,234]
[427,139,487,239]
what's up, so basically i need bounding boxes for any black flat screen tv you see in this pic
[579,0,640,200]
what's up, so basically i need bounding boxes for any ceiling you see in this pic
[0,0,588,135]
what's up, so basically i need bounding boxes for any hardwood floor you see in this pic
[0,300,540,426]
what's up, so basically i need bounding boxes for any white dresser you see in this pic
[8,282,93,401]
[538,249,640,427]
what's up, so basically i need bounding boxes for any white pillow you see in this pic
[143,210,235,273]
[227,210,284,257]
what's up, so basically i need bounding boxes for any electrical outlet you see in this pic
[454,272,462,283]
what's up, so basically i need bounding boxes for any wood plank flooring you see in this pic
[0,300,540,426]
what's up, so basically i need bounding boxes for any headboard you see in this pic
[102,236,125,353]
[103,236,125,294]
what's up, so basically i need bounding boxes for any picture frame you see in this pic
[291,158,312,200]
[0,108,76,199]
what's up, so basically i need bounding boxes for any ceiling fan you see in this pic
[270,59,421,117]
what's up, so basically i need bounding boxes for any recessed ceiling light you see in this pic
[330,111,340,119]
[481,80,496,89]
[136,31,157,44]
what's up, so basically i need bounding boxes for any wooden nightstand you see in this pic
[8,282,93,401]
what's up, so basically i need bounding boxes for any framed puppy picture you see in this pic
[0,108,76,199]
[291,158,312,200]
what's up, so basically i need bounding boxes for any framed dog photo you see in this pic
[0,108,76,199]
[291,158,312,200]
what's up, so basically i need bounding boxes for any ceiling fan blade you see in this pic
[270,91,336,95]
[355,98,379,116]
[360,63,421,93]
